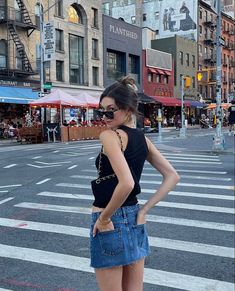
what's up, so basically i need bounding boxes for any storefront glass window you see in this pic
[0,40,7,68]
[107,50,125,80]
[69,34,84,84]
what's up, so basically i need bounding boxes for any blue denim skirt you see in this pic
[90,204,150,269]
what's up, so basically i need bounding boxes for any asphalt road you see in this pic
[0,129,234,291]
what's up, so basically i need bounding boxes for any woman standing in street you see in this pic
[90,76,180,291]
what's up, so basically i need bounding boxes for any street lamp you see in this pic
[212,0,225,151]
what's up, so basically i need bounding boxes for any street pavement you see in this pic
[0,128,234,291]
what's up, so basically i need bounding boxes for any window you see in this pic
[55,0,63,17]
[107,50,125,80]
[68,5,83,24]
[192,76,195,88]
[192,55,195,67]
[155,11,159,20]
[56,60,63,81]
[186,53,189,66]
[16,49,22,70]
[92,7,98,28]
[179,51,183,65]
[92,39,99,59]
[199,9,202,19]
[163,75,168,84]
[102,2,110,15]
[131,16,136,24]
[128,54,139,84]
[56,29,63,51]
[69,34,84,84]
[198,44,202,54]
[0,40,7,68]
[143,13,146,21]
[92,66,99,86]
[199,25,202,34]
[148,73,153,82]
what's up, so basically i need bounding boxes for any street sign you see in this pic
[43,82,52,89]
[219,37,225,46]
[32,87,41,92]
[43,21,55,61]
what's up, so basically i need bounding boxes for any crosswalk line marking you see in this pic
[160,153,220,158]
[167,160,222,164]
[0,244,234,291]
[0,197,14,205]
[62,175,235,191]
[32,156,42,159]
[0,288,13,291]
[162,156,220,161]
[0,217,233,258]
[36,178,51,185]
[0,184,22,189]
[144,168,227,174]
[15,199,235,219]
[3,164,17,169]
[67,165,78,170]
[36,192,235,231]
[79,170,231,181]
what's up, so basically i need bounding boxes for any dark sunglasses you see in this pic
[96,109,119,119]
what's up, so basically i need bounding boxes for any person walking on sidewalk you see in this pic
[228,100,235,136]
[90,76,180,291]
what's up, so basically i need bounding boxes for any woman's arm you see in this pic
[137,137,180,222]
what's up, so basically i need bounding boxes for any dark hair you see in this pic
[100,75,139,116]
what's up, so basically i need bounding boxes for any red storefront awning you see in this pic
[156,69,165,75]
[150,96,191,107]
[164,70,172,76]
[148,68,156,74]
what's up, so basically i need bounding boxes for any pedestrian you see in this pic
[228,100,235,135]
[90,75,180,291]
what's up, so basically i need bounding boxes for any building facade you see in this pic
[103,14,142,90]
[152,35,198,101]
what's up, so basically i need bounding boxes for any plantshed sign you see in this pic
[43,21,55,61]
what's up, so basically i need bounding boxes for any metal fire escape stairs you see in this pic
[8,0,37,73]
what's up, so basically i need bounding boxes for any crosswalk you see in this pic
[0,148,234,291]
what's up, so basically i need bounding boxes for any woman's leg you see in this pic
[122,258,145,291]
[95,266,123,291]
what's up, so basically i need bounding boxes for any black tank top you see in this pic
[92,125,149,207]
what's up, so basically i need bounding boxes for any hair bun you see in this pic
[118,75,138,92]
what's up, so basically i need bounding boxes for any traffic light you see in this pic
[197,70,209,83]
[184,76,191,88]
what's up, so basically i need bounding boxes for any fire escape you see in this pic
[0,0,38,76]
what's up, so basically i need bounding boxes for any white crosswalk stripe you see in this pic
[0,150,234,291]
[0,244,234,291]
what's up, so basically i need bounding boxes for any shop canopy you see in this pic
[0,86,39,104]
[29,89,99,108]
[151,96,191,107]
[206,103,231,109]
[138,93,157,104]
[187,101,207,108]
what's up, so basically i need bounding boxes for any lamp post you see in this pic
[212,0,225,151]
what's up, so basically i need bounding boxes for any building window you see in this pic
[92,66,99,86]
[192,55,195,67]
[131,16,136,24]
[199,25,202,34]
[92,39,99,59]
[56,29,64,51]
[55,0,63,17]
[155,11,159,20]
[92,7,98,28]
[198,44,202,54]
[68,4,83,24]
[163,75,168,84]
[179,51,183,65]
[102,2,110,15]
[148,73,153,82]
[192,76,195,88]
[0,39,7,68]
[128,54,139,83]
[16,49,23,70]
[143,13,146,21]
[69,34,84,84]
[56,60,63,81]
[156,74,160,83]
[186,53,189,66]
[199,9,202,19]
[107,50,125,80]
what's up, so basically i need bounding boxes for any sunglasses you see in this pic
[96,109,119,119]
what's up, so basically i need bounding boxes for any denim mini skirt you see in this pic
[90,204,150,269]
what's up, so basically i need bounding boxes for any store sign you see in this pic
[109,24,138,40]
[43,21,55,61]
[0,79,39,88]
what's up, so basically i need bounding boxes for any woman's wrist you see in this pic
[98,216,111,225]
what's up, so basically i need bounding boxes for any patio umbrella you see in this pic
[206,103,231,109]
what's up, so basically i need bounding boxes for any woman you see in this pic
[90,76,180,291]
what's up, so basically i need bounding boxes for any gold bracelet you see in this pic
[98,217,111,225]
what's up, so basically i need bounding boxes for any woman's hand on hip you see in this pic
[137,209,146,225]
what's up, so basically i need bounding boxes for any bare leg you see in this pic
[95,266,123,291]
[122,258,145,291]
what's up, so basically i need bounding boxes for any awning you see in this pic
[151,96,182,106]
[156,69,165,75]
[138,93,158,104]
[148,68,156,74]
[164,70,172,76]
[189,101,207,108]
[0,86,39,104]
